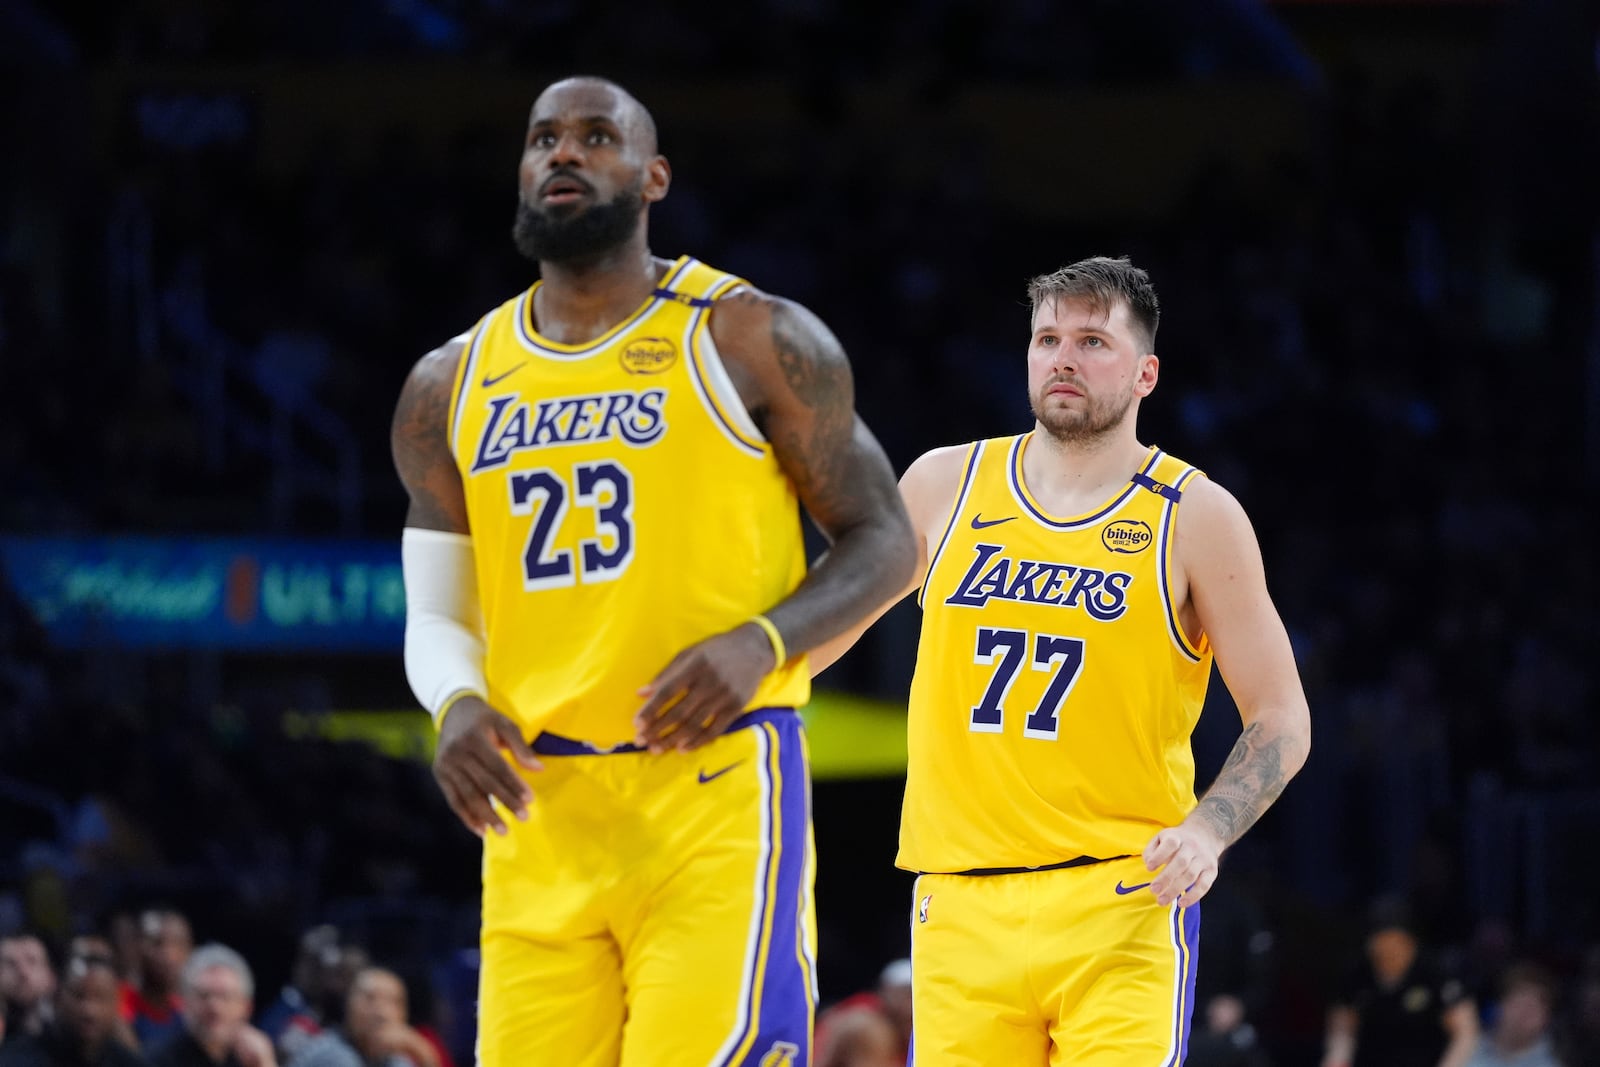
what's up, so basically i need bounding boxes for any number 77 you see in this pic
[970,627,1085,741]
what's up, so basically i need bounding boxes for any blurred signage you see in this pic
[0,536,403,651]
[298,690,911,779]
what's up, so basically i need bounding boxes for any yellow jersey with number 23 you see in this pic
[447,256,811,748]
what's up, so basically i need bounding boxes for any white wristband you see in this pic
[402,527,488,723]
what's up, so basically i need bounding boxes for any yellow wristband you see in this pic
[435,688,483,726]
[749,614,787,668]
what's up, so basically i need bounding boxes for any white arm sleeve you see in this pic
[402,527,488,723]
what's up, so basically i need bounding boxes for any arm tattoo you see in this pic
[766,299,854,504]
[1191,721,1292,846]
[770,300,843,408]
[711,291,914,656]
[391,342,469,532]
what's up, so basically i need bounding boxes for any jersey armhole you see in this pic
[685,278,769,458]
[447,314,493,463]
[1158,465,1209,661]
[917,441,985,607]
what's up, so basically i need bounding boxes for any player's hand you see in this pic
[634,623,777,752]
[1141,816,1225,907]
[233,1024,278,1067]
[372,1021,440,1067]
[433,695,542,837]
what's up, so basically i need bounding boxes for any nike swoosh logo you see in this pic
[1114,880,1152,895]
[970,514,1017,529]
[481,362,527,388]
[697,760,744,784]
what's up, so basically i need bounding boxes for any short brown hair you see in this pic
[1027,256,1160,352]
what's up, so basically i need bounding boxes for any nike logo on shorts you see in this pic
[1114,880,1153,895]
[698,761,744,784]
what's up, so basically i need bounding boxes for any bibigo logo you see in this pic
[619,337,677,374]
[1101,519,1153,554]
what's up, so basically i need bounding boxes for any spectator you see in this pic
[1189,993,1273,1067]
[120,911,192,1051]
[1464,964,1564,1067]
[150,945,275,1067]
[815,1003,900,1067]
[287,969,436,1067]
[1322,896,1479,1067]
[66,940,114,975]
[0,955,149,1067]
[1,935,57,1039]
[62,940,138,1053]
[255,928,339,1061]
[876,958,911,1060]
[307,949,368,1033]
[815,958,911,1067]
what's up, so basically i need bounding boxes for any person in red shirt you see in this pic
[119,910,192,1050]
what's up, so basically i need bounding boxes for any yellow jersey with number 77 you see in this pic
[446,257,811,747]
[899,433,1214,873]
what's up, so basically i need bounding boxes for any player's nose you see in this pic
[548,131,586,168]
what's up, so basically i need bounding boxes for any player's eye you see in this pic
[1083,336,1104,348]
[587,130,614,146]
[1039,335,1058,346]
[530,133,556,148]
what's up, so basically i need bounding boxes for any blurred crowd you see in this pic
[0,914,463,1067]
[3,901,1600,1067]
[3,0,1598,1065]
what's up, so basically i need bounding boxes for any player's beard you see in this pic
[1030,378,1136,445]
[512,180,643,265]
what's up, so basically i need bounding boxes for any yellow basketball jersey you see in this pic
[448,256,810,747]
[898,433,1213,873]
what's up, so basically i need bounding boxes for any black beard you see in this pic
[511,185,643,265]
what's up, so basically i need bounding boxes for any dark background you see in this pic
[2,0,1598,1063]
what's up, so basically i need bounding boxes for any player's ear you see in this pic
[643,155,671,204]
[1135,352,1158,397]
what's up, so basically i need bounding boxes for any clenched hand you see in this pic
[1141,816,1224,907]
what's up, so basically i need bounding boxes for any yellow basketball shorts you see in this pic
[908,855,1200,1066]
[477,708,816,1067]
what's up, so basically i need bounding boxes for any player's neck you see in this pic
[533,239,662,346]
[1022,425,1148,512]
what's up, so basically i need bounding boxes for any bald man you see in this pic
[390,77,915,1066]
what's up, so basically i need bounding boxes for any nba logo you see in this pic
[918,894,932,923]
[759,1041,800,1067]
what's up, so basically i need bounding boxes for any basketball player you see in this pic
[812,257,1311,1065]
[390,77,915,1067]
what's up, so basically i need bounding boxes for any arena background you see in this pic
[1,1,1597,1064]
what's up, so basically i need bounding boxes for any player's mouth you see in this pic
[540,175,594,204]
[1046,381,1084,398]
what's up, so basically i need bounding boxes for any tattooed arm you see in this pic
[633,288,917,751]
[391,338,471,533]
[1142,476,1311,907]
[393,340,541,838]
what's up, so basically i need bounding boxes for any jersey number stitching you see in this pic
[508,461,635,589]
[969,627,1086,741]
